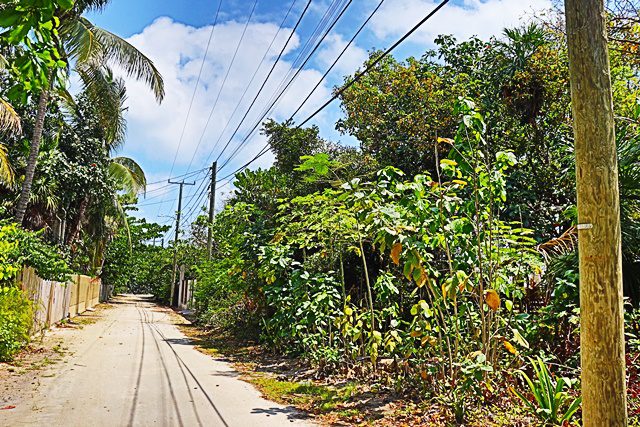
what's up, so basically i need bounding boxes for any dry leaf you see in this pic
[503,340,518,355]
[437,137,455,145]
[390,242,402,265]
[417,267,428,288]
[485,289,501,311]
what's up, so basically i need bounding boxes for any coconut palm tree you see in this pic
[14,0,164,223]
[64,74,147,247]
[0,53,17,184]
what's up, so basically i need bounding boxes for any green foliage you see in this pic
[0,286,32,361]
[0,217,69,361]
[0,0,73,102]
[0,219,70,282]
[196,101,546,421]
[512,357,581,425]
[101,214,171,298]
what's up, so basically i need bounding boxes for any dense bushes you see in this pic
[185,16,640,423]
[0,219,70,360]
[194,102,578,420]
[0,286,32,361]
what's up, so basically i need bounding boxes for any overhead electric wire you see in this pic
[174,0,344,223]
[156,0,259,221]
[159,0,223,197]
[214,0,354,172]
[217,0,380,172]
[200,0,345,176]
[138,173,209,208]
[297,0,450,128]
[161,169,211,241]
[162,0,451,230]
[290,0,386,119]
[212,0,317,164]
[215,0,450,182]
[144,167,208,187]
[188,0,260,169]
[200,0,313,168]
[183,0,303,174]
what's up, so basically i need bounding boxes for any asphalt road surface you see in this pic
[2,295,313,427]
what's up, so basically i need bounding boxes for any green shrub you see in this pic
[512,357,581,425]
[0,286,33,361]
[0,220,70,360]
[0,220,71,282]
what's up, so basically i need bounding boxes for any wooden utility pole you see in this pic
[565,1,627,425]
[207,161,217,260]
[168,179,195,307]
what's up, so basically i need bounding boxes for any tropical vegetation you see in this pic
[0,0,161,358]
[0,0,639,424]
[150,8,640,424]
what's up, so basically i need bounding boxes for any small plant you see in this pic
[0,286,33,361]
[512,357,581,425]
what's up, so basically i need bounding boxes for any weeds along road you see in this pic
[2,295,313,427]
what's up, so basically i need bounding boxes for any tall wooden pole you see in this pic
[168,179,195,307]
[207,161,217,260]
[565,1,627,425]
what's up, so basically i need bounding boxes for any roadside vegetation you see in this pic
[164,8,639,426]
[1,0,640,425]
[0,0,162,360]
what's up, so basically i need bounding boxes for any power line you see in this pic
[290,0,387,119]
[298,0,450,128]
[156,0,259,221]
[188,0,260,173]
[216,0,379,172]
[171,0,306,225]
[215,0,355,171]
[216,0,450,181]
[173,0,345,222]
[144,167,208,187]
[162,1,223,189]
[183,0,303,175]
[210,0,314,165]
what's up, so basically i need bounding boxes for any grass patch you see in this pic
[248,373,360,414]
[72,316,98,326]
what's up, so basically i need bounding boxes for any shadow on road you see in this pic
[251,406,311,421]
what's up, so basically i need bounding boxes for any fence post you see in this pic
[45,281,54,328]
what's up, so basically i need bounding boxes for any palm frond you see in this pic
[60,17,100,64]
[75,0,112,14]
[537,226,578,261]
[0,143,14,185]
[0,98,21,134]
[108,156,147,196]
[87,21,164,102]
[75,63,126,146]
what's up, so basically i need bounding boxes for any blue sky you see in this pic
[86,0,551,230]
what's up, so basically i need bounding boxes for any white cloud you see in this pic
[316,33,369,76]
[370,0,553,44]
[118,16,332,174]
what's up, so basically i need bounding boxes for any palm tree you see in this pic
[65,75,147,247]
[0,53,17,184]
[14,0,164,224]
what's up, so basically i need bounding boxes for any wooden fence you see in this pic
[18,268,101,333]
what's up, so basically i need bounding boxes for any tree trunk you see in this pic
[15,86,51,224]
[66,196,89,246]
[565,1,627,425]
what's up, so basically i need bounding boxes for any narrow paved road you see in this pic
[2,295,313,427]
